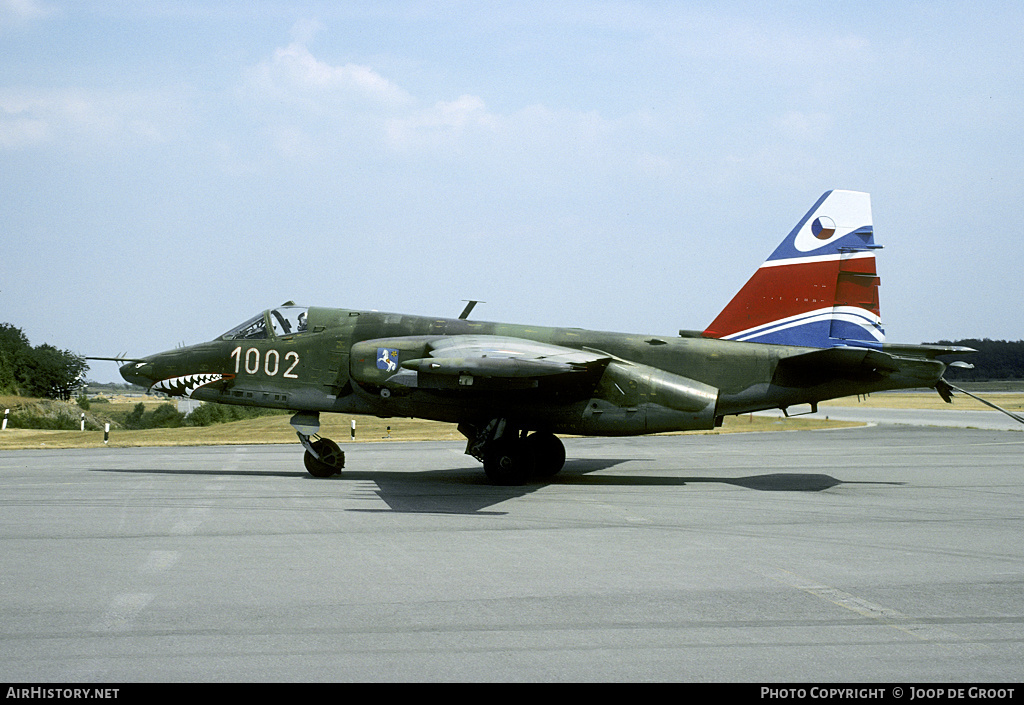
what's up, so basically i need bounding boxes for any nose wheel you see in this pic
[303,438,345,478]
[292,411,345,478]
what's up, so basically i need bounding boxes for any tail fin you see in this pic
[703,190,884,349]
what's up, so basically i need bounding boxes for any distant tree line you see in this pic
[930,339,1024,381]
[1,323,87,401]
[121,402,286,430]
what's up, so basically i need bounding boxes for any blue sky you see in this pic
[2,1,1022,383]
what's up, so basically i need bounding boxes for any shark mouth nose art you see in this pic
[151,373,233,397]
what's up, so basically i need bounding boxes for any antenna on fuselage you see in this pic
[459,300,485,320]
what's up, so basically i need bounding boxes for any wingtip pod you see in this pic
[703,190,884,349]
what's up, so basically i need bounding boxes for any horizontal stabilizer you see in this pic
[774,346,898,387]
[882,343,977,359]
[781,346,900,373]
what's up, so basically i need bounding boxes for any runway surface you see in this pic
[811,404,1024,431]
[1,425,1022,682]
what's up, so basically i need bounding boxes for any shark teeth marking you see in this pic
[151,373,229,398]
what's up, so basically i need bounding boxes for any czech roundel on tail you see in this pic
[90,191,1021,485]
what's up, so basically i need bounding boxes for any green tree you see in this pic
[0,323,31,394]
[1,323,89,399]
[123,402,185,429]
[150,403,185,428]
[933,339,1024,381]
[20,344,88,401]
[0,350,14,395]
[124,402,148,429]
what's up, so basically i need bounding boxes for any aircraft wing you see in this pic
[412,335,608,374]
[351,335,611,392]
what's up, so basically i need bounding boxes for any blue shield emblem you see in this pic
[377,348,399,372]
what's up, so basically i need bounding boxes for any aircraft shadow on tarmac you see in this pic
[91,460,902,515]
[93,467,307,478]
[350,461,903,514]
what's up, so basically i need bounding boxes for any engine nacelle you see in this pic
[580,361,719,434]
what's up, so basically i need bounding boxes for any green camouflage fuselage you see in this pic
[121,306,946,436]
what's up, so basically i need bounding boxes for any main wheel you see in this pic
[483,437,529,485]
[523,432,566,478]
[303,438,345,478]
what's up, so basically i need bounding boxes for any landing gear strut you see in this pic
[291,412,345,478]
[461,420,566,485]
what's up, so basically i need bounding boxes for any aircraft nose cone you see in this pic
[119,360,154,388]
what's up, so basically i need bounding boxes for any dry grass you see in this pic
[0,408,857,450]
[0,413,466,450]
[821,391,1024,411]
[3,389,1018,452]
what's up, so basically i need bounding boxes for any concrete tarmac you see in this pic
[811,405,1024,431]
[1,426,1022,682]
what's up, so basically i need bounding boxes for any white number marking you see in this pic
[284,351,300,378]
[230,346,299,378]
[264,349,280,376]
[245,348,260,375]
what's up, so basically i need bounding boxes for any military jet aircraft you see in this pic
[99,190,1003,484]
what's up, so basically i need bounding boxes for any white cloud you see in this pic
[245,42,414,112]
[239,39,677,185]
[244,42,601,161]
[0,0,54,25]
[0,97,48,147]
[386,94,498,150]
[0,88,175,150]
[288,17,325,46]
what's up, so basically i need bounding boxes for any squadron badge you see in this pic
[377,348,399,372]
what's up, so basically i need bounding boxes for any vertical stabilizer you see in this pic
[703,190,884,348]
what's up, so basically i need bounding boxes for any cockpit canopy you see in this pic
[222,305,309,340]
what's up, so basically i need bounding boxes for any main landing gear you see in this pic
[291,412,345,478]
[290,412,565,485]
[461,419,566,485]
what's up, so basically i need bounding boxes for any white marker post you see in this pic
[104,422,109,445]
[351,419,356,441]
[2,409,8,431]
[81,412,86,432]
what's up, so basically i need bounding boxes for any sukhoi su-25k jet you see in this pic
[98,191,1016,485]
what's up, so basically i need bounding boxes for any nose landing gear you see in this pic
[303,437,345,478]
[291,412,345,478]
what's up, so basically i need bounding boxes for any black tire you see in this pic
[303,438,345,478]
[483,437,529,485]
[524,432,566,478]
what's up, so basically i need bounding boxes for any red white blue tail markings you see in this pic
[703,190,884,349]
